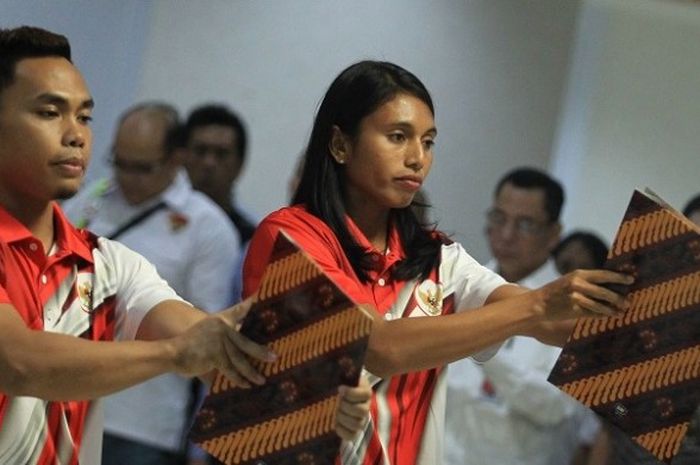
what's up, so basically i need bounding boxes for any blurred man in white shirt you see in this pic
[445,167,601,465]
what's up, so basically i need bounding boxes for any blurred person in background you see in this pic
[553,230,609,276]
[445,167,602,465]
[63,102,240,465]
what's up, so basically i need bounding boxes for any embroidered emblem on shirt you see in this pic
[169,212,189,232]
[76,275,93,313]
[414,279,443,316]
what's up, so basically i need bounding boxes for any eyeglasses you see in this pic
[111,153,167,175]
[485,208,551,236]
[188,143,237,161]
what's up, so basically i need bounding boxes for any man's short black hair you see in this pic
[683,193,700,218]
[183,104,247,164]
[553,230,609,268]
[495,167,565,222]
[0,26,71,96]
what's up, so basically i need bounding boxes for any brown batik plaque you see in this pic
[190,230,373,465]
[549,189,700,463]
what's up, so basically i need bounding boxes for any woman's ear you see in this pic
[329,126,349,164]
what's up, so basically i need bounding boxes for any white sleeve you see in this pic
[183,209,240,312]
[480,338,579,426]
[441,242,507,362]
[443,242,506,311]
[94,237,186,341]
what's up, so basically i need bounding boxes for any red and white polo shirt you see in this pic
[243,205,505,465]
[0,203,182,465]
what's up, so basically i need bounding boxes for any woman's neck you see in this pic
[347,205,390,253]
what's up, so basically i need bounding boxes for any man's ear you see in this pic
[547,222,563,252]
[329,126,349,164]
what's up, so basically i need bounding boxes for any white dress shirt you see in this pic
[444,259,601,465]
[63,170,240,452]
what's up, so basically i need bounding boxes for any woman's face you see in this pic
[338,93,436,219]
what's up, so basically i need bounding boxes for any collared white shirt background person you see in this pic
[444,259,601,465]
[63,169,239,452]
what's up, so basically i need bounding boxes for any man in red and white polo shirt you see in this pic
[0,26,370,465]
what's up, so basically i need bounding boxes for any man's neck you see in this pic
[498,262,545,284]
[1,197,55,251]
[213,192,234,216]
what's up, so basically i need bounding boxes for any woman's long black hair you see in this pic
[292,60,442,283]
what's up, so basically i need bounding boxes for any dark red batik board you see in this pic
[190,230,373,465]
[548,189,700,463]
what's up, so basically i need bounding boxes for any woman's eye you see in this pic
[78,114,93,124]
[388,133,405,143]
[423,139,435,149]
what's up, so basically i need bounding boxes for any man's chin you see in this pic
[55,187,79,201]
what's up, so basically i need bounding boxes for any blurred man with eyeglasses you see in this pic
[63,102,239,465]
[445,168,601,465]
[484,169,562,283]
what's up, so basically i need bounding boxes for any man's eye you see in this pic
[78,115,93,124]
[388,133,405,143]
[38,110,59,118]
[192,146,208,156]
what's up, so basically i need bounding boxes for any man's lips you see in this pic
[52,157,86,176]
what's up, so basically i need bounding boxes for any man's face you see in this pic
[485,182,561,282]
[112,111,176,205]
[184,125,242,202]
[0,57,93,208]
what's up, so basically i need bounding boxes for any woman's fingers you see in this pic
[335,407,367,440]
[568,278,628,310]
[335,377,372,440]
[540,269,634,321]
[577,269,634,285]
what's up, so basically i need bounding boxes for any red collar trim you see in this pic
[344,213,405,262]
[0,203,94,263]
[53,203,94,263]
[0,205,33,243]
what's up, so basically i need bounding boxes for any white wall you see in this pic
[137,0,580,261]
[552,0,700,242]
[5,0,699,261]
[1,0,152,182]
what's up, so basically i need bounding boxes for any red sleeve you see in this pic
[0,245,11,425]
[242,217,278,299]
[0,244,10,304]
[242,207,372,305]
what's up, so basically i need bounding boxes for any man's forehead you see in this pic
[13,56,91,103]
[494,183,548,217]
[190,124,238,144]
